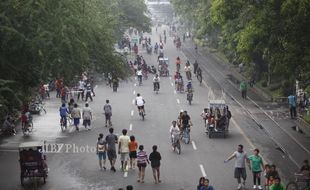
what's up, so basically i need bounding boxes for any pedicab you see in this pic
[158,57,169,77]
[19,141,48,186]
[206,100,230,138]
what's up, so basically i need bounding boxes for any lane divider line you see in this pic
[129,124,133,131]
[199,164,207,178]
[174,90,176,94]
[134,83,137,87]
[191,141,197,150]
[131,110,134,116]
[171,83,174,86]
[132,99,135,105]
[133,90,136,95]
[176,99,180,104]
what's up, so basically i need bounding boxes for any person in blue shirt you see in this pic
[199,178,215,190]
[59,103,69,126]
[287,94,296,119]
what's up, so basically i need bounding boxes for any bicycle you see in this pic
[138,108,145,120]
[171,134,181,154]
[22,120,33,135]
[286,173,310,190]
[60,117,67,131]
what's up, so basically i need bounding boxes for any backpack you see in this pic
[97,144,105,152]
[104,104,112,113]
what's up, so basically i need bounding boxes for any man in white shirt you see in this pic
[118,129,130,172]
[78,79,85,101]
[135,93,145,115]
[82,103,92,130]
[153,74,160,91]
[136,68,143,85]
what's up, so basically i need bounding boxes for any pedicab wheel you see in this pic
[177,144,181,154]
[142,113,144,121]
[286,182,299,190]
[43,176,46,184]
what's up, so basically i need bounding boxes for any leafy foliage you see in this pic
[171,0,310,95]
[0,0,150,117]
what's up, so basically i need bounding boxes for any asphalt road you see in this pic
[0,25,309,190]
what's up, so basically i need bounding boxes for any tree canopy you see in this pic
[0,0,150,117]
[171,0,310,95]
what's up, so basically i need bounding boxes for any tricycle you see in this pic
[19,141,48,186]
[158,57,169,77]
[205,100,230,138]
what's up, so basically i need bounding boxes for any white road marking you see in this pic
[69,126,75,133]
[191,141,197,150]
[129,124,133,131]
[133,90,136,95]
[174,90,176,94]
[169,77,172,80]
[171,82,174,86]
[131,110,134,116]
[94,85,98,89]
[134,83,137,87]
[176,99,180,104]
[132,99,135,105]
[199,164,207,178]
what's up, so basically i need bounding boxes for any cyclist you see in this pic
[193,60,198,75]
[137,68,143,85]
[184,61,192,80]
[103,99,112,127]
[59,103,69,127]
[169,121,180,149]
[135,93,145,115]
[21,110,32,130]
[181,111,192,132]
[153,74,160,91]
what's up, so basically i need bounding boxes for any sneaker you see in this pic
[237,184,242,190]
[258,185,262,190]
[253,185,257,189]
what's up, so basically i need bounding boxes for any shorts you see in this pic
[137,163,147,171]
[83,119,91,126]
[137,105,144,110]
[129,151,137,159]
[234,168,247,179]
[105,113,111,120]
[120,152,129,161]
[107,149,117,160]
[73,118,80,125]
[98,152,106,160]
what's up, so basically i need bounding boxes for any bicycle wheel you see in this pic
[177,142,181,154]
[197,75,202,84]
[286,181,299,190]
[28,121,33,132]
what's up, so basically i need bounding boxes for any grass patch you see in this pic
[304,114,310,124]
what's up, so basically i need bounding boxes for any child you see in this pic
[128,136,138,169]
[264,164,270,189]
[266,164,279,187]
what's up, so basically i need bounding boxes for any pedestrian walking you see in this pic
[118,129,130,172]
[129,136,138,169]
[105,128,118,172]
[126,185,133,190]
[71,103,81,131]
[193,60,198,75]
[84,81,93,102]
[136,145,149,183]
[149,145,162,184]
[77,79,85,101]
[103,99,112,127]
[240,81,248,99]
[96,133,107,170]
[199,178,215,190]
[224,144,249,189]
[197,177,205,190]
[288,94,297,119]
[248,148,264,189]
[82,103,92,130]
